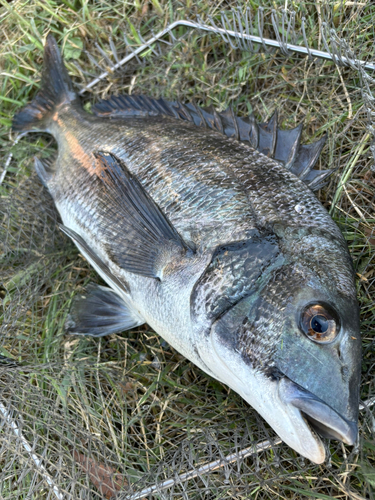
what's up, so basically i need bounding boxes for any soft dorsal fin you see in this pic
[92,95,331,191]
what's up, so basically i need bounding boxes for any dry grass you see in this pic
[0,0,374,499]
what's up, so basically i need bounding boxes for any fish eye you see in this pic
[300,303,339,343]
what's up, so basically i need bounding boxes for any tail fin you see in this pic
[12,34,78,132]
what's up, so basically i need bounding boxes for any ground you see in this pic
[0,1,374,499]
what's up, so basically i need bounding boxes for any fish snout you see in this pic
[279,377,358,446]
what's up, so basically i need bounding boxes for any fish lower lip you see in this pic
[279,378,358,446]
[301,412,354,443]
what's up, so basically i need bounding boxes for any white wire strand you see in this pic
[78,16,375,95]
[121,438,283,500]
[0,401,65,500]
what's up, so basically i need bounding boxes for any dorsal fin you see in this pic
[92,95,331,191]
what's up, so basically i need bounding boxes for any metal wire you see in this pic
[0,401,64,500]
[78,8,375,95]
[1,5,375,499]
[3,7,374,188]
[121,439,283,500]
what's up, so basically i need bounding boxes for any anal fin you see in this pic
[66,283,144,336]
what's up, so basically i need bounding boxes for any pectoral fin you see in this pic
[66,283,144,336]
[93,151,193,279]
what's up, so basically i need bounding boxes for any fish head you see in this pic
[202,235,361,464]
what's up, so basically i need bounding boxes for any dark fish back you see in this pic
[52,109,342,254]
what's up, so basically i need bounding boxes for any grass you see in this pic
[0,0,375,499]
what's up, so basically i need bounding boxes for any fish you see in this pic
[12,35,361,464]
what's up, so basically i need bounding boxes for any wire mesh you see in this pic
[0,1,375,499]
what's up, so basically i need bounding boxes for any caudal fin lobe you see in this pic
[12,34,78,132]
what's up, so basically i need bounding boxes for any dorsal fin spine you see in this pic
[229,107,240,141]
[92,95,330,191]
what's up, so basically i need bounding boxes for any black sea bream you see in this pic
[13,35,362,464]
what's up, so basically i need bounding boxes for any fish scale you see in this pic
[53,115,256,247]
[13,35,362,465]
[56,112,332,248]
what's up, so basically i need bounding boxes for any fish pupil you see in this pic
[311,315,328,333]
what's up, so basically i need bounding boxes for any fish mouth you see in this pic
[208,322,358,463]
[279,377,358,448]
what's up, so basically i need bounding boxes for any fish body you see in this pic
[13,35,361,464]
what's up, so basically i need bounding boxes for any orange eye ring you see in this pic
[300,303,339,343]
